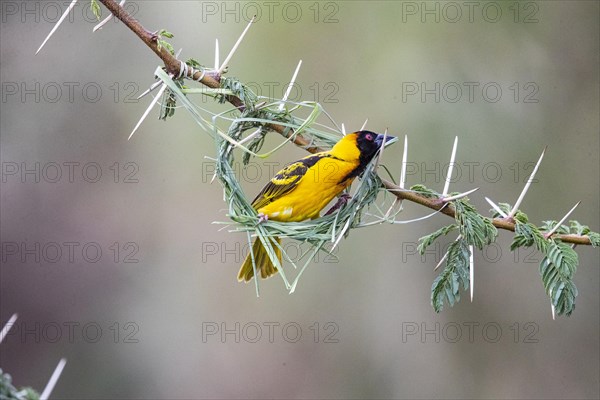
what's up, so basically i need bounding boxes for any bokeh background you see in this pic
[1,1,599,399]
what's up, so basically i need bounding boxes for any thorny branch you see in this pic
[98,0,593,246]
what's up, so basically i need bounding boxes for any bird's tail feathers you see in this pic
[238,237,281,282]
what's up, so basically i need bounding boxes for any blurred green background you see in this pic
[1,1,598,399]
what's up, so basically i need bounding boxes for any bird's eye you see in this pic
[365,133,373,141]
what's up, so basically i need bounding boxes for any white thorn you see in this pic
[289,245,322,294]
[137,48,183,100]
[389,208,447,225]
[137,80,163,100]
[469,245,474,302]
[341,123,346,135]
[246,231,260,297]
[382,137,411,220]
[485,196,508,218]
[374,128,388,170]
[93,0,126,32]
[40,358,67,400]
[509,147,546,218]
[0,313,18,344]
[551,303,556,320]
[36,0,79,55]
[442,187,479,202]
[332,218,351,251]
[443,136,458,196]
[434,251,449,271]
[434,235,461,271]
[360,118,369,131]
[238,128,262,146]
[545,201,581,238]
[400,135,408,189]
[279,59,302,111]
[384,198,400,220]
[214,38,220,70]
[138,49,181,100]
[218,15,255,73]
[128,83,168,140]
[391,135,409,213]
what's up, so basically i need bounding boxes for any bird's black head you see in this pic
[356,130,395,165]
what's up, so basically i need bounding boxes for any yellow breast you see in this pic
[257,157,357,222]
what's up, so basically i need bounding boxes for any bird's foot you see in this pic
[256,213,269,224]
[324,193,352,216]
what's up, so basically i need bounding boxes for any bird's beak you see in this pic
[375,134,396,148]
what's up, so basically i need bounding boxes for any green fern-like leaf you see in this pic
[569,220,590,236]
[567,220,599,247]
[156,29,175,55]
[90,0,101,20]
[490,202,512,218]
[539,240,579,316]
[541,220,569,235]
[0,369,40,400]
[588,232,600,247]
[159,90,176,120]
[157,77,185,121]
[158,29,174,39]
[185,58,204,69]
[409,184,439,199]
[431,239,470,312]
[513,210,529,224]
[158,40,175,55]
[511,222,547,252]
[417,224,457,255]
[454,199,497,249]
[219,77,258,110]
[497,203,528,223]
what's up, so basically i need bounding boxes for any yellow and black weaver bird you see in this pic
[238,130,394,282]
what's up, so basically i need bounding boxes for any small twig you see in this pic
[380,178,591,245]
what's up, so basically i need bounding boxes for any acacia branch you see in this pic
[98,0,593,246]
